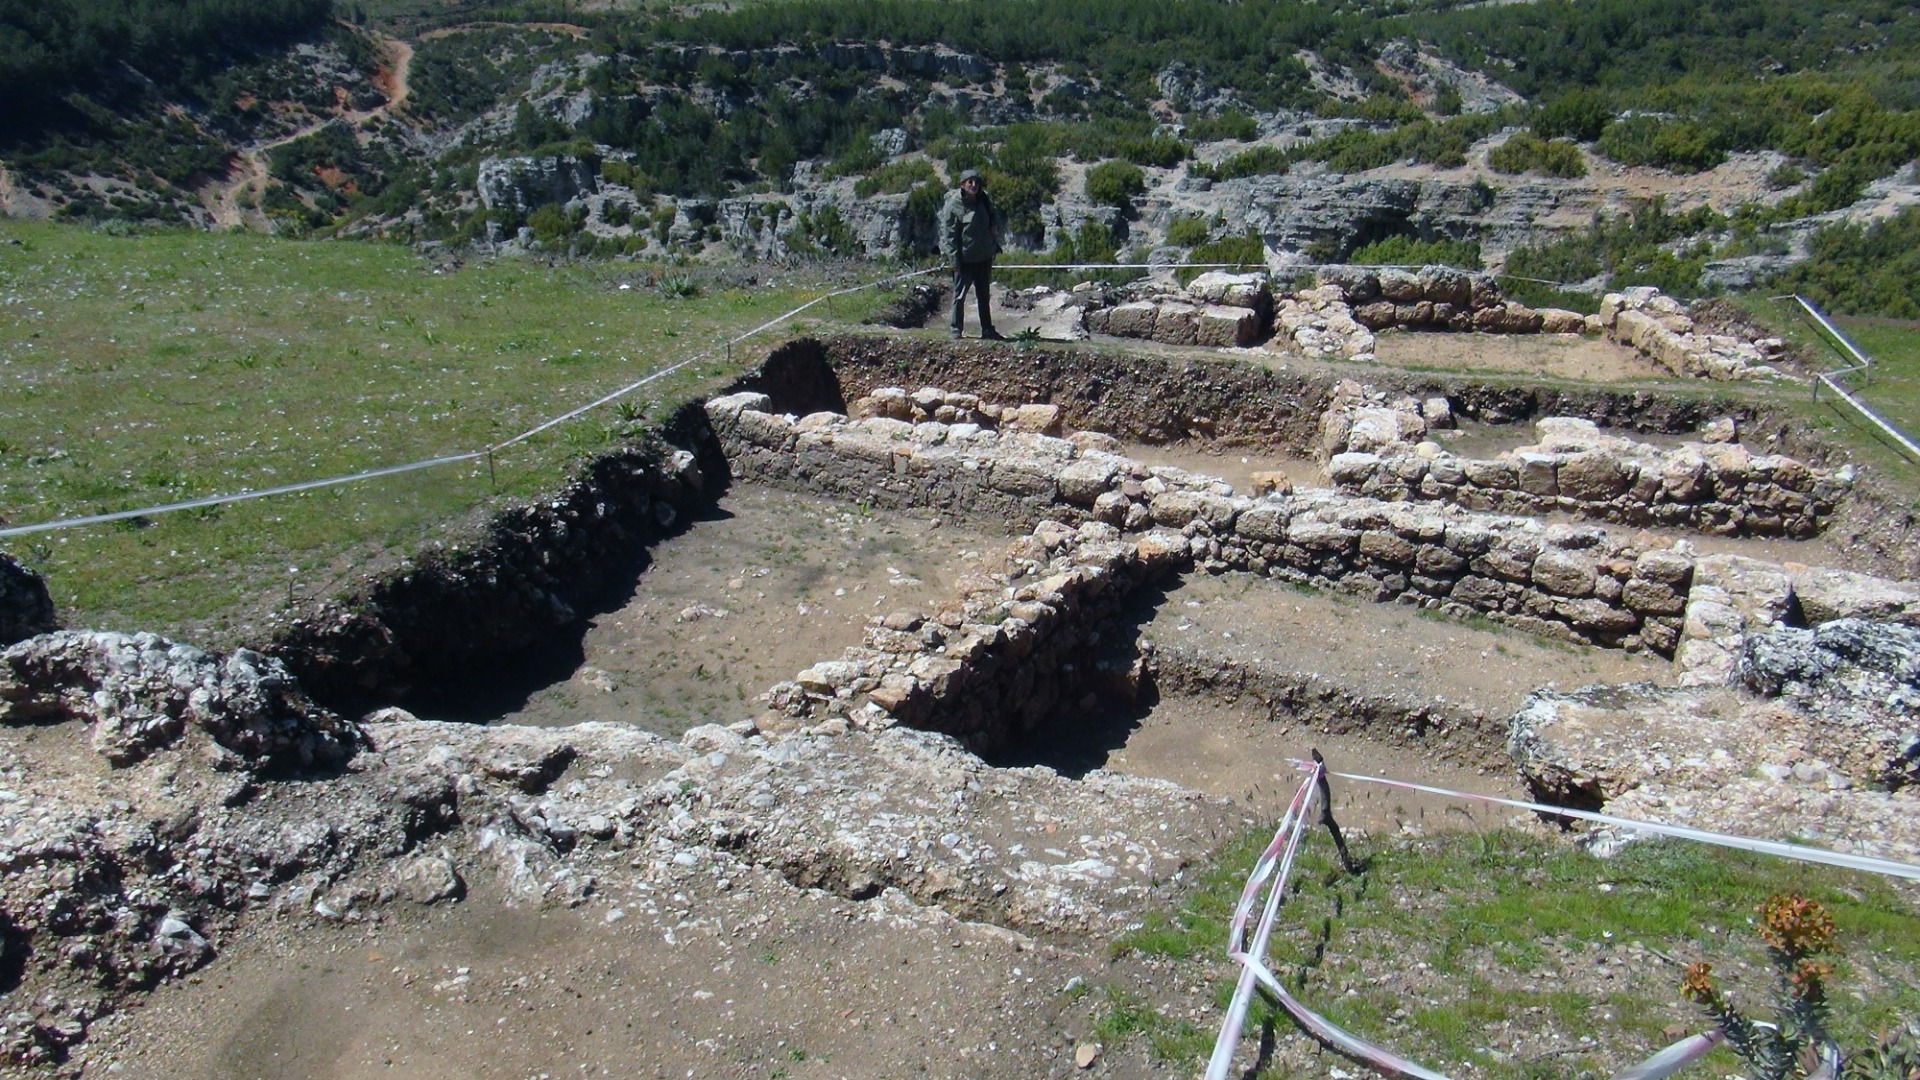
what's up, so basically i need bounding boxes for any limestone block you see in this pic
[1621,578,1687,616]
[1101,301,1159,338]
[1148,491,1204,529]
[1538,308,1587,334]
[1328,452,1382,487]
[1005,403,1064,436]
[1352,301,1398,329]
[1461,459,1517,489]
[1195,305,1261,347]
[1532,549,1598,598]
[1149,302,1202,346]
[1346,407,1426,453]
[1514,453,1559,497]
[1235,505,1290,543]
[1057,458,1119,506]
[1693,554,1795,631]
[1790,567,1920,626]
[1556,451,1633,502]
[1286,518,1358,553]
[1449,575,1507,609]
[1359,529,1418,565]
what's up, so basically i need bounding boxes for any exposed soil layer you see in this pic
[1370,328,1659,383]
[489,486,1004,734]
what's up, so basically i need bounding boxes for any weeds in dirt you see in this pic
[1110,827,1920,1078]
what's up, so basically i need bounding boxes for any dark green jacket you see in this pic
[938,188,1003,263]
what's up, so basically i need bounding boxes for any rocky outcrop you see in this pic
[1507,619,1920,864]
[1741,619,1920,790]
[0,553,55,646]
[1602,287,1795,380]
[0,688,1230,1064]
[475,155,600,217]
[0,631,359,771]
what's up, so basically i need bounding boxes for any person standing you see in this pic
[938,169,1006,340]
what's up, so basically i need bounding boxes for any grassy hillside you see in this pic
[0,221,824,638]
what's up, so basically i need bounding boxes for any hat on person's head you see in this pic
[958,169,982,184]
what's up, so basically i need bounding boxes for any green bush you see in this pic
[1165,214,1210,247]
[1085,159,1146,209]
[1184,111,1258,143]
[1115,135,1189,168]
[1192,145,1289,182]
[1531,89,1612,143]
[1349,235,1482,270]
[1487,132,1587,178]
[854,158,939,197]
[1182,230,1264,283]
[1598,115,1725,172]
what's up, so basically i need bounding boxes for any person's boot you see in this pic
[981,326,1007,341]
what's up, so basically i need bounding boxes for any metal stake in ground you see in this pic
[1312,749,1362,875]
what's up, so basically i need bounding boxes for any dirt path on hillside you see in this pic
[202,30,413,230]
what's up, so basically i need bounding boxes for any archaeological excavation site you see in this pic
[2,269,1918,1078]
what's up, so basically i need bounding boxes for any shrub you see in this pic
[1115,135,1189,168]
[1598,115,1725,172]
[1532,89,1612,143]
[1192,144,1288,182]
[1487,132,1587,178]
[854,158,939,197]
[1184,111,1258,143]
[1165,213,1210,247]
[1085,159,1146,209]
[1182,230,1264,282]
[1770,205,1920,318]
[1679,895,1920,1080]
[1349,235,1482,270]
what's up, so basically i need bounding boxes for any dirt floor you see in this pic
[1370,328,1664,383]
[483,487,1006,734]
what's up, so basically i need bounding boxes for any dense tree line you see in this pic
[622,0,1357,111]
[0,0,334,133]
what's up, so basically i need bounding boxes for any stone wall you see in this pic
[1320,389,1849,539]
[754,518,1181,755]
[709,386,1919,666]
[1601,287,1794,381]
[1083,272,1274,349]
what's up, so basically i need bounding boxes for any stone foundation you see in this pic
[1319,385,1849,538]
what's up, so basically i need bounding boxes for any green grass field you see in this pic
[1110,825,1920,1078]
[0,222,846,640]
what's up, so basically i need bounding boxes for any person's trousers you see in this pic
[951,260,995,336]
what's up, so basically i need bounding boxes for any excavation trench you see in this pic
[267,335,1895,818]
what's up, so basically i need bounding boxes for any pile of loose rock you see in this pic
[1601,287,1795,380]
[1317,383,1849,538]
